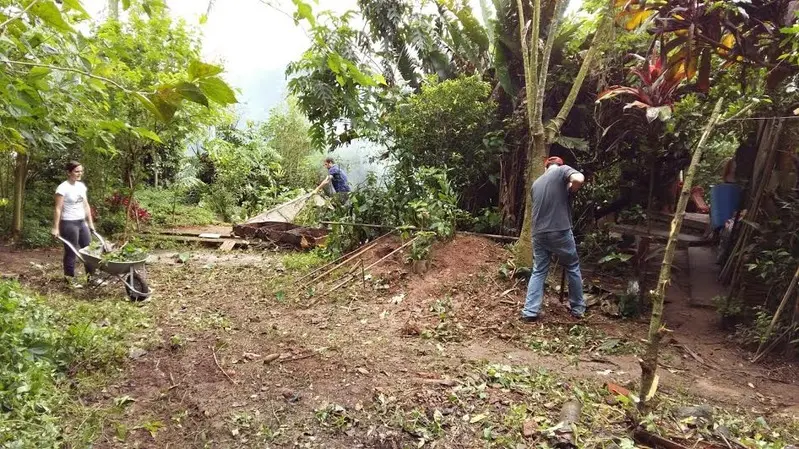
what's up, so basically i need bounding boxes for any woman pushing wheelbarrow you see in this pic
[51,160,150,301]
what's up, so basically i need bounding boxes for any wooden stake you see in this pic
[320,236,419,297]
[298,232,394,289]
[293,232,392,284]
[639,98,724,412]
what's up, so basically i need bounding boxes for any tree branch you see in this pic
[545,0,614,142]
[0,0,41,36]
[0,59,131,92]
[535,0,567,129]
[516,0,536,140]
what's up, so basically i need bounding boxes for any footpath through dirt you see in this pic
[1,235,797,447]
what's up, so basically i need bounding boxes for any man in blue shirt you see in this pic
[315,157,351,203]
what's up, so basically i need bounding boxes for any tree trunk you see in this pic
[11,152,28,240]
[108,0,118,19]
[516,133,547,266]
[639,98,724,412]
[513,0,614,266]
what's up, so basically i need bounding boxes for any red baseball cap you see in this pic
[545,156,564,167]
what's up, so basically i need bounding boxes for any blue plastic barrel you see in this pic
[710,183,742,230]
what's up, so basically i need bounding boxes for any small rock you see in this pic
[243,352,261,361]
[128,347,147,360]
[280,388,300,403]
[357,367,369,375]
[263,353,280,364]
[522,419,536,438]
[673,405,714,422]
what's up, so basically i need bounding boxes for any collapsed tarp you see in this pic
[245,192,326,224]
[234,192,329,249]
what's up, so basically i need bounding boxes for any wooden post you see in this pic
[11,152,28,240]
[639,99,724,411]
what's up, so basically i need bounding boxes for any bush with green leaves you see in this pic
[323,167,465,255]
[136,187,216,227]
[197,123,306,222]
[0,281,147,447]
[384,75,503,213]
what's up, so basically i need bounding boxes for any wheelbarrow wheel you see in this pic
[124,271,150,302]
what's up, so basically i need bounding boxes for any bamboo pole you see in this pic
[297,232,395,290]
[318,236,419,298]
[752,264,799,362]
[638,98,724,411]
[292,231,393,284]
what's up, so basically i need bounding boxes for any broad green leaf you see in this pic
[188,60,223,81]
[62,0,89,16]
[133,92,164,121]
[30,0,74,33]
[155,85,184,106]
[133,127,163,143]
[121,0,131,10]
[27,66,51,81]
[199,13,208,24]
[292,0,315,26]
[97,119,126,132]
[198,76,237,105]
[327,53,343,74]
[153,96,178,121]
[348,65,377,87]
[175,81,208,106]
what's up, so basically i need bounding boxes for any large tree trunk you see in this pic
[639,98,724,411]
[11,152,29,240]
[513,0,613,266]
[516,134,547,264]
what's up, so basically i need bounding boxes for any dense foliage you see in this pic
[0,281,147,447]
[385,76,502,212]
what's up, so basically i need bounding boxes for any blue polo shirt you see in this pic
[328,165,351,192]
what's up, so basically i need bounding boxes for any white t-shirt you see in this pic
[55,181,88,221]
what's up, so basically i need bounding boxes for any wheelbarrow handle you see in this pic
[91,229,112,252]
[56,235,86,264]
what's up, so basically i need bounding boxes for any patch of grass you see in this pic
[315,403,358,432]
[525,324,640,356]
[0,281,150,447]
[281,250,328,272]
[136,187,217,228]
[376,363,799,448]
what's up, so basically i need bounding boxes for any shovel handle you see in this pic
[56,235,86,264]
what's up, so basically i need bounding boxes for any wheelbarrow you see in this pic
[58,231,151,301]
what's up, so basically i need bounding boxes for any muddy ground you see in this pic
[1,235,798,448]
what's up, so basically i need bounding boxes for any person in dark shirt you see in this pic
[521,156,587,322]
[315,157,351,203]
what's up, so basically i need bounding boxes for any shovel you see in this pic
[92,229,113,253]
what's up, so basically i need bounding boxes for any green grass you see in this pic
[136,187,218,227]
[281,250,328,272]
[0,281,152,447]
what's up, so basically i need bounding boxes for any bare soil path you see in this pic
[2,236,798,447]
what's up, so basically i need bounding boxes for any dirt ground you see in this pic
[2,235,798,448]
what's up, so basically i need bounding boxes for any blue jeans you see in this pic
[522,229,586,317]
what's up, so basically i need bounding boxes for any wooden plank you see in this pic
[609,223,707,247]
[143,234,249,248]
[219,240,236,252]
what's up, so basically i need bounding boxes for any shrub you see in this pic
[136,188,216,227]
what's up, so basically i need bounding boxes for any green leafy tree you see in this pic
[385,76,502,212]
[0,0,236,239]
[260,97,318,189]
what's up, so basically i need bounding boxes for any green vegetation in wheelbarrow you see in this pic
[86,241,148,263]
